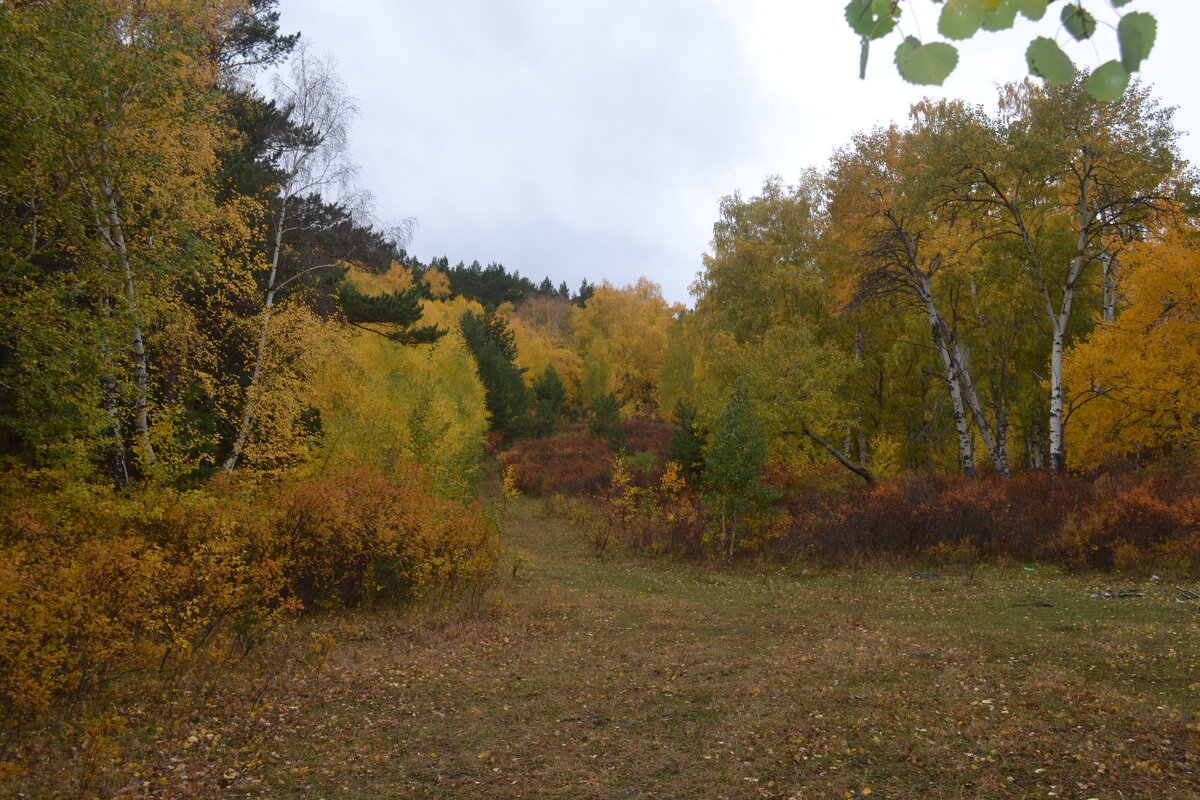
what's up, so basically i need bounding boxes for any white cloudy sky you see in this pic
[271,1,1199,305]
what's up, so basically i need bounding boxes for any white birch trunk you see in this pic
[97,170,158,472]
[1102,253,1118,324]
[914,273,975,478]
[222,198,287,471]
[948,340,1011,478]
[1047,315,1068,473]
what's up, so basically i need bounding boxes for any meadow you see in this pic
[9,494,1195,799]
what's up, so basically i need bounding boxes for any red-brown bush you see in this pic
[499,433,614,496]
[775,472,1094,565]
[1058,475,1200,572]
[621,417,672,457]
[594,465,1199,573]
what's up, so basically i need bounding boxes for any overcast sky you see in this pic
[271,1,1199,306]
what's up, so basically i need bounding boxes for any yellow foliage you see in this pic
[343,260,417,295]
[424,266,452,299]
[508,314,583,394]
[0,462,499,725]
[692,324,856,474]
[866,432,903,480]
[571,278,683,413]
[240,304,345,470]
[419,294,485,330]
[1064,232,1200,468]
[309,306,488,498]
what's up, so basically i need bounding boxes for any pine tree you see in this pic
[337,283,442,344]
[532,365,568,437]
[666,402,706,484]
[460,310,529,441]
[588,391,625,450]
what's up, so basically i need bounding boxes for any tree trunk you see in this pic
[800,426,874,484]
[1047,320,1067,472]
[222,199,287,471]
[1102,253,1118,324]
[101,358,129,489]
[918,279,976,478]
[99,175,157,472]
[948,339,1011,478]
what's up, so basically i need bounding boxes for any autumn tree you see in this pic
[223,42,410,470]
[828,119,1016,478]
[692,176,826,343]
[934,78,1183,470]
[692,176,889,480]
[508,292,583,397]
[571,279,682,414]
[1063,230,1200,467]
[0,0,265,483]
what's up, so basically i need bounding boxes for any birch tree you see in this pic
[827,125,1012,478]
[1,0,247,483]
[223,42,368,470]
[935,78,1182,470]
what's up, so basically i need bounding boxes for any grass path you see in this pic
[236,497,1197,799]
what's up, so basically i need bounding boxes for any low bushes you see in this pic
[498,418,673,497]
[775,472,1092,564]
[621,417,672,458]
[575,461,1200,574]
[499,432,614,496]
[0,463,498,730]
[269,463,499,609]
[1063,474,1200,572]
[784,470,1199,572]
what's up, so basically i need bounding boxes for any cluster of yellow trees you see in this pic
[498,77,1197,488]
[681,78,1197,481]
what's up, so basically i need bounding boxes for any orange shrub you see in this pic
[0,486,283,725]
[1060,477,1200,572]
[267,463,499,609]
[0,462,499,728]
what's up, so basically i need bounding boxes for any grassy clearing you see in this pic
[7,496,1199,799]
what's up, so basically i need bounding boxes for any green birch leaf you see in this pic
[845,0,898,39]
[1018,0,1049,21]
[1111,0,1133,6]
[982,0,1020,31]
[895,37,959,86]
[1118,12,1156,72]
[939,0,986,40]
[1086,60,1130,101]
[1026,36,1076,84]
[1062,3,1097,40]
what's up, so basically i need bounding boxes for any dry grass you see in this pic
[5,496,1199,799]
